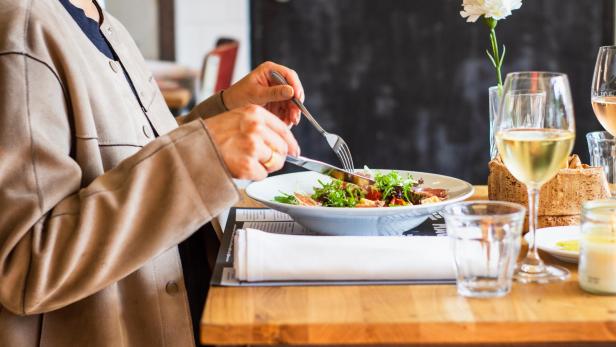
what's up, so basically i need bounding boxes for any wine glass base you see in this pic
[514,264,570,284]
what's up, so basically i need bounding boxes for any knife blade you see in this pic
[285,155,375,186]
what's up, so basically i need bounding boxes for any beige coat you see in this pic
[0,0,240,346]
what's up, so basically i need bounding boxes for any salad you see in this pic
[274,170,447,208]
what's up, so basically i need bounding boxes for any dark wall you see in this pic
[251,0,613,184]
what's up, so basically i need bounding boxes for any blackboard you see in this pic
[251,0,613,184]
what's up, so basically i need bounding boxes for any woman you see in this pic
[0,0,303,346]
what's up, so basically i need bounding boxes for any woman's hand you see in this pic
[204,105,300,180]
[222,61,304,126]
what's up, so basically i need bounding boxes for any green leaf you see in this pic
[499,45,506,67]
[485,50,497,68]
[273,192,299,205]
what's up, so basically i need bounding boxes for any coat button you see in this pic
[142,125,153,139]
[165,281,179,295]
[109,60,120,73]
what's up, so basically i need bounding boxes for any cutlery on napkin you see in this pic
[233,228,455,282]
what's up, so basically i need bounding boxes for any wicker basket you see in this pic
[488,155,611,229]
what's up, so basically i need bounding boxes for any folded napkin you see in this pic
[234,228,455,282]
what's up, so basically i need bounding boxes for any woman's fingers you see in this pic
[265,103,294,127]
[258,85,295,103]
[250,134,284,173]
[257,124,289,157]
[261,61,305,101]
[259,109,300,156]
[243,158,269,180]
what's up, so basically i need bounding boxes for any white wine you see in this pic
[592,96,616,136]
[496,129,575,188]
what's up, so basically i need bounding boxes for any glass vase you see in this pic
[489,86,501,159]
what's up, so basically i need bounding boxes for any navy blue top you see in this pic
[58,0,115,59]
[58,0,142,105]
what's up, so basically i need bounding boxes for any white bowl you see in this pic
[246,170,474,236]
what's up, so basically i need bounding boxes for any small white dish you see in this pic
[246,170,474,236]
[525,225,580,263]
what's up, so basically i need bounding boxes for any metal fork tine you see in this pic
[344,146,354,172]
[341,151,351,172]
[334,141,348,170]
[335,150,348,171]
[334,148,346,169]
[337,144,349,171]
[337,141,353,172]
[341,142,354,172]
[335,152,348,171]
[344,146,352,171]
[339,147,351,172]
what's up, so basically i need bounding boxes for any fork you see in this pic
[269,71,355,172]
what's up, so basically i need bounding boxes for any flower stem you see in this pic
[489,28,503,94]
[483,17,504,95]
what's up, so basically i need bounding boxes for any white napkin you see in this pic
[233,228,455,282]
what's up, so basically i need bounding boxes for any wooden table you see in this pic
[200,186,616,346]
[161,87,192,111]
[147,60,196,112]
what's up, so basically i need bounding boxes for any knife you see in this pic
[285,155,375,186]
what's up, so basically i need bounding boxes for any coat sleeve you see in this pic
[0,53,240,315]
[177,91,228,125]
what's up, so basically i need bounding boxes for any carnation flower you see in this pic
[460,0,522,23]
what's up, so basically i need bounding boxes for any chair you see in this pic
[197,38,239,103]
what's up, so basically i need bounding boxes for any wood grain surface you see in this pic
[201,186,616,346]
[161,87,191,110]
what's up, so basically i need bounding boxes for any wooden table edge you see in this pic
[201,320,616,345]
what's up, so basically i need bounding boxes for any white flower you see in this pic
[460,0,522,23]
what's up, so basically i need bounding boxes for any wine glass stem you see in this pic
[524,187,545,268]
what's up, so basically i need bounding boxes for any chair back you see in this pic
[198,39,239,102]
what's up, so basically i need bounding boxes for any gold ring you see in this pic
[262,148,277,169]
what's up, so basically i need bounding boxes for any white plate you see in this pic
[525,225,580,263]
[246,170,474,236]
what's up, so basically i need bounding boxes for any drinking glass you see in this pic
[586,131,616,196]
[495,72,576,283]
[592,46,616,136]
[444,201,526,298]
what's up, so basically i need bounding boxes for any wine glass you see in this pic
[592,46,616,136]
[495,72,576,283]
[591,46,616,194]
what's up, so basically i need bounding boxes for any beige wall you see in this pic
[106,0,160,60]
[175,0,250,82]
